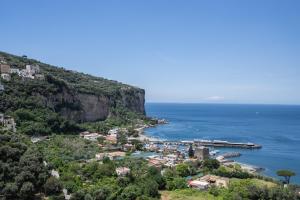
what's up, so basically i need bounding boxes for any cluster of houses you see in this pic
[0,113,16,132]
[81,128,137,162]
[145,144,210,169]
[0,58,44,82]
[80,131,118,144]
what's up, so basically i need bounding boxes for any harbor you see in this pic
[146,138,262,149]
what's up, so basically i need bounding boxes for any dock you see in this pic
[148,139,262,149]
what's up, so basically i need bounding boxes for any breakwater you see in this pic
[148,139,262,149]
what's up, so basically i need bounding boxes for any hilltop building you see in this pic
[0,64,11,74]
[195,146,209,160]
[10,68,20,75]
[26,64,40,75]
[20,69,33,79]
[0,115,16,132]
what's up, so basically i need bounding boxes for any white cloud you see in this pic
[205,96,225,101]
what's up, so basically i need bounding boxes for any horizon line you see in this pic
[145,101,300,106]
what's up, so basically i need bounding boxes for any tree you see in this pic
[166,177,187,190]
[84,194,93,200]
[175,163,190,177]
[120,185,141,200]
[276,170,296,184]
[188,144,194,158]
[44,177,63,195]
[94,187,111,200]
[117,133,128,145]
[203,159,220,171]
[20,182,35,199]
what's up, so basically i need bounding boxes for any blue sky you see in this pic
[1,0,300,104]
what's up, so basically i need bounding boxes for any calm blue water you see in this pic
[145,103,300,184]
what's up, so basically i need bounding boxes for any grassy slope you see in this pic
[160,178,278,200]
[160,189,220,200]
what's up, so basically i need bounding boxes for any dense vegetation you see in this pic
[0,131,50,199]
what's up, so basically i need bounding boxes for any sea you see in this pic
[145,103,300,184]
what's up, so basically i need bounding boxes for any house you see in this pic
[148,158,165,169]
[188,180,209,190]
[108,151,126,160]
[116,167,130,176]
[108,128,119,135]
[10,68,20,75]
[0,64,11,74]
[26,64,40,75]
[2,116,16,132]
[51,169,60,179]
[95,151,126,161]
[20,69,34,79]
[1,73,11,81]
[80,131,90,136]
[35,74,45,80]
[105,133,117,144]
[199,175,229,188]
[194,146,210,160]
[82,132,103,141]
[123,143,134,151]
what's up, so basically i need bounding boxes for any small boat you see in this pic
[209,150,220,156]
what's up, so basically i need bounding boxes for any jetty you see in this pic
[147,139,262,149]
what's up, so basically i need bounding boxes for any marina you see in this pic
[147,139,262,149]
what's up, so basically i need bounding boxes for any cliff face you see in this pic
[46,87,145,122]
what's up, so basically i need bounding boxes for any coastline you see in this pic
[136,119,265,174]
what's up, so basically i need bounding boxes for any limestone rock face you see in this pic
[43,87,145,122]
[76,93,110,122]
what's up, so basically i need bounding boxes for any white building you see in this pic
[116,167,131,176]
[108,128,119,135]
[20,69,34,79]
[188,180,209,190]
[10,68,20,75]
[51,169,60,179]
[1,73,11,81]
[26,64,40,75]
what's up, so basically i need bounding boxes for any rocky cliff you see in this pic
[0,51,145,123]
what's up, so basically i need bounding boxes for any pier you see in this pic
[147,139,262,149]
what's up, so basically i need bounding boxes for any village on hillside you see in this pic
[0,55,44,85]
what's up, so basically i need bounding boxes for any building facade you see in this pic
[1,73,11,81]
[0,64,11,74]
[195,146,210,160]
